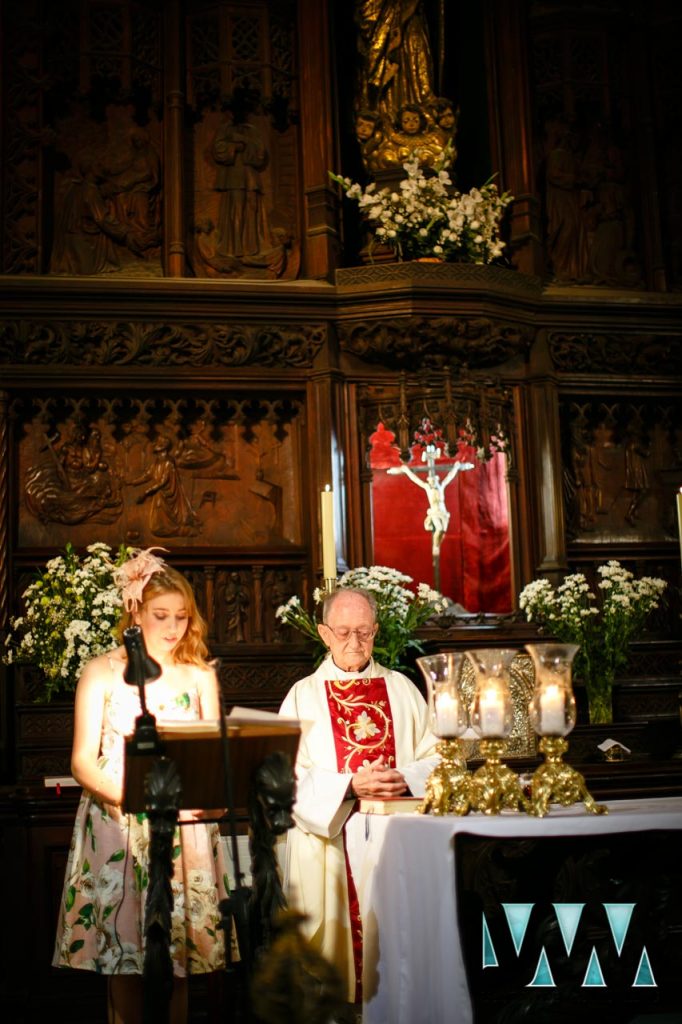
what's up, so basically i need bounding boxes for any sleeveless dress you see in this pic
[53,665,229,976]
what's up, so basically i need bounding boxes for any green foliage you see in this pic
[3,541,132,701]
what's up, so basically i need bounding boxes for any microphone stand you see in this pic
[123,626,178,1024]
[216,670,253,1021]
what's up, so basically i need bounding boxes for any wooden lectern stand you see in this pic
[122,710,302,1024]
[123,716,301,814]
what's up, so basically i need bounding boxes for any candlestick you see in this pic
[677,487,682,568]
[320,485,336,580]
[434,691,461,737]
[539,684,565,735]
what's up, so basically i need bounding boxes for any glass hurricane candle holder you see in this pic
[525,643,607,817]
[465,648,528,814]
[416,653,472,815]
[527,642,578,738]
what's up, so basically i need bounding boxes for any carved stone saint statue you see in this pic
[388,443,474,591]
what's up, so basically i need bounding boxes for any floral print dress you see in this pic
[53,668,229,976]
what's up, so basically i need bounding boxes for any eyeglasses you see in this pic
[323,625,377,643]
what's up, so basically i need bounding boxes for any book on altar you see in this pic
[359,796,423,815]
[123,706,304,813]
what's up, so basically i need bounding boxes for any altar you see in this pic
[345,797,682,1024]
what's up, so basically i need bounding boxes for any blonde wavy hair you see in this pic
[117,566,209,666]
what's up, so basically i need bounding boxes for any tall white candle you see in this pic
[434,691,461,737]
[677,488,682,568]
[320,485,336,580]
[539,684,565,735]
[479,685,506,737]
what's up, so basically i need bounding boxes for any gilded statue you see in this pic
[355,0,437,117]
[353,1,456,173]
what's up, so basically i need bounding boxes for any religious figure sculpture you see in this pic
[355,0,437,118]
[388,442,474,590]
[353,1,456,173]
[212,114,276,260]
[131,435,201,537]
[24,419,123,524]
[99,127,162,256]
[50,156,130,275]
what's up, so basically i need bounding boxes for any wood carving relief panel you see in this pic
[561,398,682,542]
[548,331,682,375]
[0,320,325,368]
[338,314,533,371]
[530,11,644,287]
[13,394,306,549]
[186,1,301,280]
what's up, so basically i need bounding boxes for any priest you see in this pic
[279,587,438,1011]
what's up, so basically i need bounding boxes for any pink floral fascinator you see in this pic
[114,547,168,612]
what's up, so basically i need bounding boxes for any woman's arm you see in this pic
[197,663,221,720]
[70,655,122,807]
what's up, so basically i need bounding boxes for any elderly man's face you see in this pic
[318,592,378,673]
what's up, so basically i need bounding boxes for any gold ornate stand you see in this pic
[469,739,529,814]
[529,737,607,817]
[418,739,472,816]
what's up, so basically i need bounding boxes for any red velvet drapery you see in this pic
[369,423,512,612]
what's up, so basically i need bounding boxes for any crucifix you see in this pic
[388,443,474,592]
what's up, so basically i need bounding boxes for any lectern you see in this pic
[123,699,300,1023]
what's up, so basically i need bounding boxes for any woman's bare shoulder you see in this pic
[79,646,125,680]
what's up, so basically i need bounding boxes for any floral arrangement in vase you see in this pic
[3,541,132,702]
[276,565,449,674]
[519,561,667,724]
[329,145,513,263]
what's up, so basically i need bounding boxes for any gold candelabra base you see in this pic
[529,737,608,817]
[322,578,337,594]
[469,739,529,815]
[418,739,472,816]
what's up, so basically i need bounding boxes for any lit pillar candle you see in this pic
[539,684,565,735]
[434,690,460,737]
[677,487,682,568]
[320,485,336,580]
[479,685,506,736]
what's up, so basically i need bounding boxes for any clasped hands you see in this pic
[350,755,408,799]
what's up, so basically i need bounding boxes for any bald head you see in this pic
[318,588,378,673]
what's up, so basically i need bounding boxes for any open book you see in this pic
[123,706,303,813]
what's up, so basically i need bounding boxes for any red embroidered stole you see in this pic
[324,675,397,773]
[324,675,397,1001]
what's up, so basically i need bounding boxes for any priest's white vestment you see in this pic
[279,656,439,1000]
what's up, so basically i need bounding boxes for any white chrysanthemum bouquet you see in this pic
[4,541,132,701]
[519,560,666,723]
[330,147,513,264]
[276,565,449,674]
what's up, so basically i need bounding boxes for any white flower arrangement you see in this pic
[519,560,667,723]
[330,147,513,263]
[3,541,132,702]
[276,564,449,673]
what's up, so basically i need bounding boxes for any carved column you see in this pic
[0,391,8,633]
[524,379,567,584]
[163,0,186,277]
[484,0,543,277]
[308,370,346,577]
[296,0,340,279]
[253,565,264,643]
[205,564,216,643]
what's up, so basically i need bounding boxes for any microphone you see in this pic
[123,625,162,688]
[123,626,162,754]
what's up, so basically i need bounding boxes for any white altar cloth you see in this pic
[345,797,682,1024]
